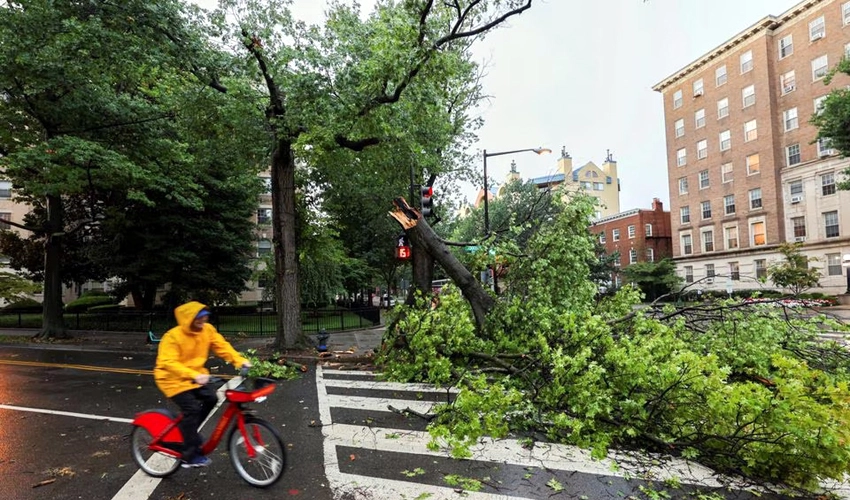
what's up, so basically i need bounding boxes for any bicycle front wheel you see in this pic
[130,425,181,477]
[228,417,286,487]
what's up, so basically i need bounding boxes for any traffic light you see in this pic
[420,185,434,217]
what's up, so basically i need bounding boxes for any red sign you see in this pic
[396,246,411,260]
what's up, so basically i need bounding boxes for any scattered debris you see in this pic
[32,479,56,488]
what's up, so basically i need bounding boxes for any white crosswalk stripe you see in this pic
[315,367,780,500]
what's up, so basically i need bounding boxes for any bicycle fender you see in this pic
[133,409,182,442]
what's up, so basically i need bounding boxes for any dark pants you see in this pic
[171,385,218,460]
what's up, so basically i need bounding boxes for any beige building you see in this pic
[653,0,850,294]
[478,148,622,219]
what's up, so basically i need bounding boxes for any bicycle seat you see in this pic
[225,377,276,403]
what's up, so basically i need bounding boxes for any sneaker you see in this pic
[181,455,212,468]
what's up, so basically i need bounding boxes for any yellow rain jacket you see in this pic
[154,301,248,398]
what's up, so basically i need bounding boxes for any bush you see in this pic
[3,297,43,313]
[87,304,122,312]
[65,295,114,313]
[80,290,109,298]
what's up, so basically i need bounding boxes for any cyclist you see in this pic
[154,301,251,468]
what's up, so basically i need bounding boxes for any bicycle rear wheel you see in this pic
[228,417,285,487]
[130,425,181,477]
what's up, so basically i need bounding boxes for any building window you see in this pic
[628,225,636,239]
[645,224,653,237]
[786,144,801,166]
[719,130,731,151]
[699,169,709,189]
[0,181,11,199]
[730,262,740,281]
[749,188,762,210]
[755,259,767,279]
[844,2,850,25]
[740,50,753,73]
[675,118,685,138]
[809,16,825,41]
[822,172,836,196]
[824,211,840,238]
[721,163,733,183]
[257,208,272,225]
[781,70,796,94]
[693,78,704,96]
[725,226,739,250]
[792,216,806,239]
[746,153,759,175]
[0,213,10,231]
[685,265,694,283]
[260,176,272,193]
[742,85,755,108]
[257,239,272,256]
[783,108,798,131]
[673,89,683,109]
[751,221,766,246]
[697,139,708,159]
[814,95,827,115]
[599,232,606,244]
[846,42,850,59]
[580,181,592,190]
[789,180,803,197]
[744,119,757,142]
[681,206,691,224]
[677,148,687,167]
[701,200,712,220]
[716,65,727,86]
[779,35,793,59]
[593,182,605,190]
[724,195,736,215]
[827,254,843,276]
[629,248,638,264]
[818,137,834,157]
[812,55,828,81]
[681,234,693,255]
[646,248,655,262]
[706,263,716,278]
[678,177,689,194]
[702,229,714,252]
[613,228,620,241]
[695,108,705,129]
[717,97,729,119]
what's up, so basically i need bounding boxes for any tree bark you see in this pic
[390,198,494,331]
[37,194,69,339]
[272,140,304,349]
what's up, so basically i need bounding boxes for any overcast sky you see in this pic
[193,0,802,211]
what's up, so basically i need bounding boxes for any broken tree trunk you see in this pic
[389,197,495,332]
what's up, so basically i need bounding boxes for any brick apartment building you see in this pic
[590,198,672,286]
[653,0,850,294]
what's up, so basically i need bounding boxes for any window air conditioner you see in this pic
[820,149,835,157]
[705,278,714,284]
[693,89,704,97]
[784,85,795,93]
[790,195,803,204]
[812,32,824,40]
[795,236,806,242]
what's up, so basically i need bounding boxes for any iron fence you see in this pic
[0,306,381,337]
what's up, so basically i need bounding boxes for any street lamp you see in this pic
[483,147,552,234]
[842,254,850,295]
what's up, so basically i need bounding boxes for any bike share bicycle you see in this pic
[129,368,285,487]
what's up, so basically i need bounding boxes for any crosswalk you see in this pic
[314,366,782,500]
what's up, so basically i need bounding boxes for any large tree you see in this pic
[812,58,850,190]
[199,0,534,349]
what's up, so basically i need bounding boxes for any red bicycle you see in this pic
[129,375,285,487]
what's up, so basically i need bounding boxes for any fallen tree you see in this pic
[383,194,850,495]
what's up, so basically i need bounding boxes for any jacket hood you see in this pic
[174,301,208,333]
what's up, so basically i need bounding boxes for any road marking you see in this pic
[0,358,154,375]
[0,404,133,423]
[324,378,459,393]
[110,376,243,500]
[326,393,439,414]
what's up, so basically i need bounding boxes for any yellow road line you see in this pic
[0,359,236,378]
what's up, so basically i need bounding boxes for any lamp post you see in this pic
[483,147,552,234]
[481,147,552,293]
[842,254,850,295]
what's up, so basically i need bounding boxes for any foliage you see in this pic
[622,258,682,301]
[3,297,43,313]
[64,295,115,313]
[812,58,850,190]
[242,350,300,380]
[768,243,821,296]
[379,195,850,492]
[0,272,40,303]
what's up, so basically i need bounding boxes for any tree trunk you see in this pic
[409,241,434,303]
[391,200,494,331]
[272,140,304,349]
[37,194,68,339]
